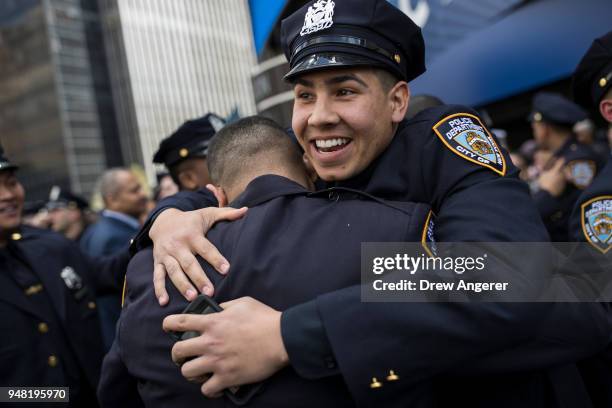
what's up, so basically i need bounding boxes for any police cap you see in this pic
[46,186,89,211]
[153,113,225,168]
[0,143,18,172]
[572,31,612,115]
[281,0,425,82]
[529,92,587,127]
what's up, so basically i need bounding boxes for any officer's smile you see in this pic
[314,137,350,152]
[308,136,354,167]
[0,203,20,216]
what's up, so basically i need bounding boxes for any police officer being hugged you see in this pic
[0,145,129,406]
[131,0,610,406]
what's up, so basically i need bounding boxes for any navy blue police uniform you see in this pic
[99,175,432,407]
[0,144,130,406]
[570,29,612,252]
[568,30,612,408]
[0,226,130,407]
[530,92,603,242]
[129,1,611,406]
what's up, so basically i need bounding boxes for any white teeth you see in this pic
[315,138,349,149]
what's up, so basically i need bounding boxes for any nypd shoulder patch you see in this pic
[566,160,596,189]
[433,113,506,176]
[581,195,612,254]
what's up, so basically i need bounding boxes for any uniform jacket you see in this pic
[99,175,432,407]
[0,226,129,405]
[129,105,611,407]
[568,155,612,408]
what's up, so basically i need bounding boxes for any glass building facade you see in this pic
[98,0,257,181]
[0,0,121,200]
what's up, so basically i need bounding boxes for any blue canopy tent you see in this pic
[410,0,611,107]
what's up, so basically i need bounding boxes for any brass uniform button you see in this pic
[370,377,383,389]
[533,112,542,122]
[600,77,607,88]
[87,301,96,310]
[386,370,399,381]
[25,284,43,296]
[38,322,49,334]
[179,148,189,157]
[48,355,58,367]
[11,233,21,241]
[393,54,401,63]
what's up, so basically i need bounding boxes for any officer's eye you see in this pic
[337,88,355,97]
[297,91,313,101]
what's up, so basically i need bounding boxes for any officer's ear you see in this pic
[599,94,612,123]
[177,170,198,191]
[206,184,228,207]
[389,81,410,123]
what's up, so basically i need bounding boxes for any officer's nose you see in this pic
[308,95,340,128]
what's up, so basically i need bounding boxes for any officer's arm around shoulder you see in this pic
[129,188,218,254]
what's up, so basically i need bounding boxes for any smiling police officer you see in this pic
[0,144,129,407]
[135,0,609,406]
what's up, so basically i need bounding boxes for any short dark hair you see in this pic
[207,116,303,188]
[373,68,401,92]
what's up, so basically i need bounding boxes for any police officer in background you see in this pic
[153,113,225,192]
[0,145,129,406]
[46,186,93,242]
[530,92,603,241]
[136,1,610,407]
[570,30,612,250]
[567,31,612,408]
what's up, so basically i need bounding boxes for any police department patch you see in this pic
[581,196,612,254]
[433,113,506,175]
[566,160,595,189]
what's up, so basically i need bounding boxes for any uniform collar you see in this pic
[229,175,310,208]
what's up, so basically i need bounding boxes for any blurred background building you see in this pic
[0,0,121,200]
[1,0,255,199]
[98,0,256,181]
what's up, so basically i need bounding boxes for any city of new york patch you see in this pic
[433,113,506,176]
[581,196,612,254]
